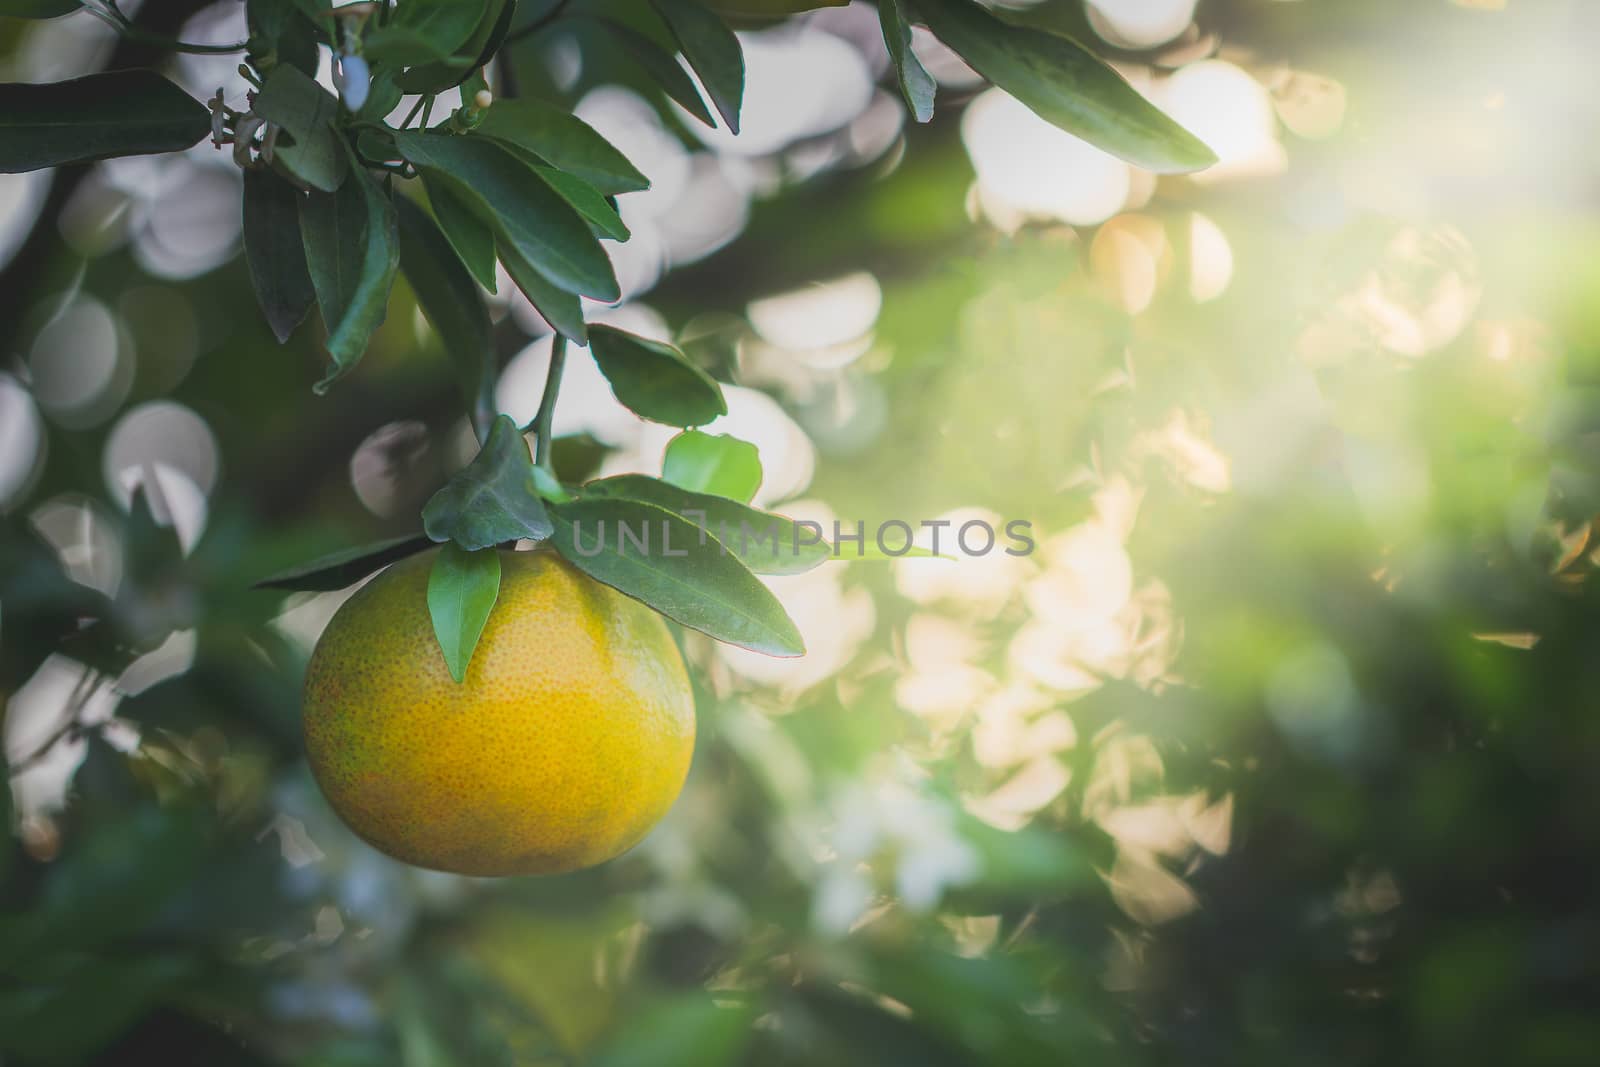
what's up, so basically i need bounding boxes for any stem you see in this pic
[532,335,567,470]
[400,95,427,128]
[505,0,575,44]
[83,5,248,53]
[420,95,436,129]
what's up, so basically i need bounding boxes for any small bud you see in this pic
[473,89,494,110]
[336,54,371,112]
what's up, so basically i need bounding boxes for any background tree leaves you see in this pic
[0,71,211,173]
[914,0,1217,173]
[423,415,555,551]
[586,325,726,427]
[548,497,804,657]
[427,543,502,683]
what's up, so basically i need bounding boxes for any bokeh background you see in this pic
[7,0,1600,1063]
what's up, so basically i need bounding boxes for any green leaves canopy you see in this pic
[914,0,1217,174]
[0,71,211,173]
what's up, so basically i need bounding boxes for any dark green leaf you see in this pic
[243,168,315,344]
[298,155,400,392]
[249,0,323,75]
[423,414,555,550]
[498,237,588,343]
[914,0,1216,173]
[394,130,620,301]
[599,19,716,128]
[252,534,432,590]
[0,71,211,173]
[587,324,726,427]
[584,474,828,575]
[879,0,935,123]
[364,0,487,66]
[397,194,495,428]
[256,63,348,192]
[423,173,498,291]
[0,0,80,17]
[394,0,512,93]
[548,497,803,656]
[663,430,761,502]
[648,0,744,134]
[356,126,400,164]
[531,163,630,241]
[473,98,649,195]
[427,543,502,683]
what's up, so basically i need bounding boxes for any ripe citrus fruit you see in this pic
[302,548,694,876]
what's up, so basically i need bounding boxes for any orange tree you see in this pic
[9,1,1600,1066]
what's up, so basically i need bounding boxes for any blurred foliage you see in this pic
[6,0,1600,1065]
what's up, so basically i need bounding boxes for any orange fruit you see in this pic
[302,548,694,876]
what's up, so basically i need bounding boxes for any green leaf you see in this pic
[0,71,211,173]
[252,534,432,591]
[530,163,630,241]
[914,0,1217,174]
[397,194,495,429]
[473,98,649,195]
[498,237,588,343]
[879,0,935,124]
[599,19,716,129]
[427,543,502,682]
[395,0,512,93]
[587,324,726,427]
[423,173,498,292]
[298,154,400,392]
[423,414,555,550]
[663,430,762,502]
[394,130,621,301]
[243,168,315,344]
[364,0,487,66]
[256,63,348,192]
[548,497,804,657]
[251,0,324,75]
[648,0,745,134]
[583,474,828,575]
[0,0,80,17]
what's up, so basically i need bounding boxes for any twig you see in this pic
[532,335,567,470]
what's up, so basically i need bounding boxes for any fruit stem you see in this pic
[533,334,567,472]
